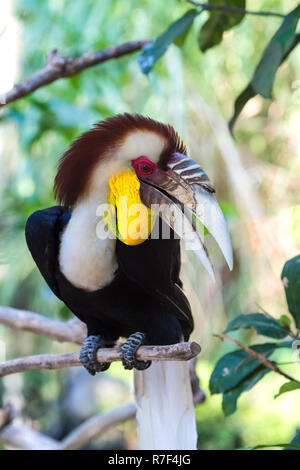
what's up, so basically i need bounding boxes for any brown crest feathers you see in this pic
[54,113,187,206]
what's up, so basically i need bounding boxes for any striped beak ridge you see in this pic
[139,153,233,282]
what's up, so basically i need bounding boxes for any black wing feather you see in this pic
[116,219,194,338]
[25,206,70,299]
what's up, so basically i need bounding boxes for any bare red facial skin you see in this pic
[132,156,157,178]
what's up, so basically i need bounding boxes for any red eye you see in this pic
[132,156,157,177]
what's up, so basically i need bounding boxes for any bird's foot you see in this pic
[80,335,110,376]
[120,332,151,371]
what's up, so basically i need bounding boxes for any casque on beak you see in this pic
[138,153,233,281]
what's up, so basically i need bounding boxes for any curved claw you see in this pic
[80,335,110,376]
[120,332,151,371]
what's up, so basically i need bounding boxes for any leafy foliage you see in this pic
[138,9,200,74]
[210,342,282,395]
[279,315,292,330]
[136,1,300,131]
[275,381,300,399]
[222,367,270,417]
[251,5,300,100]
[281,255,300,329]
[230,5,300,130]
[224,313,289,339]
[288,430,300,450]
[210,254,300,446]
[210,340,293,409]
[198,0,246,52]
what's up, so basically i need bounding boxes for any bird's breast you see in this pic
[58,202,118,292]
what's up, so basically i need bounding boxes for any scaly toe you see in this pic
[80,335,110,375]
[120,332,151,371]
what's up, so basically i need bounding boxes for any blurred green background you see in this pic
[0,0,300,449]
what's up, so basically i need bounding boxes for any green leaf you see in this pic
[138,9,200,74]
[198,0,246,52]
[279,314,292,330]
[222,366,270,416]
[173,19,195,47]
[281,255,300,329]
[224,313,288,339]
[229,84,255,132]
[229,5,300,130]
[275,381,300,399]
[252,6,300,99]
[286,430,300,450]
[210,342,290,394]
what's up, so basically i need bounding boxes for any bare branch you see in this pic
[0,421,60,450]
[0,342,201,378]
[0,305,86,344]
[60,403,136,450]
[0,403,135,450]
[0,352,82,377]
[188,1,285,18]
[0,39,150,108]
[215,333,299,383]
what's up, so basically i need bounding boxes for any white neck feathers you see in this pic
[59,199,117,292]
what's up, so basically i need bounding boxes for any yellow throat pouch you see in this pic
[104,170,156,245]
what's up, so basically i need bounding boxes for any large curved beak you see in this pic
[139,153,233,281]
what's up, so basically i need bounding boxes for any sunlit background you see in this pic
[0,0,300,449]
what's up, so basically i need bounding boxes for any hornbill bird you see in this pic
[25,113,232,449]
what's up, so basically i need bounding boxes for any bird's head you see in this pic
[54,113,232,280]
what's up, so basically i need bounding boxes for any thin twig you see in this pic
[60,403,136,450]
[0,421,60,450]
[0,403,136,450]
[188,1,285,18]
[0,341,201,378]
[0,366,204,449]
[0,305,86,344]
[0,39,151,108]
[215,333,299,383]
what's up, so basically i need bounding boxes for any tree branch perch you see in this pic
[0,342,201,378]
[0,305,86,344]
[0,307,201,380]
[60,403,137,450]
[0,39,150,107]
[0,307,203,448]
